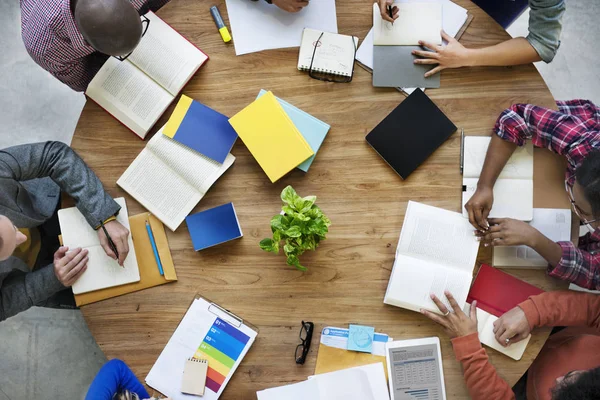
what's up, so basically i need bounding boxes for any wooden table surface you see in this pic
[71,0,568,398]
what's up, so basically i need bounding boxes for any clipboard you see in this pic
[60,213,177,306]
[146,294,259,400]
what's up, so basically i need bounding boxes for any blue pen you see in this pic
[146,219,164,276]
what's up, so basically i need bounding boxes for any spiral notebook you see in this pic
[298,28,358,77]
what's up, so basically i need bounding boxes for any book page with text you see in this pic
[128,12,208,96]
[397,201,479,272]
[86,57,173,138]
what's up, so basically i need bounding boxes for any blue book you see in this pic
[185,203,243,251]
[256,89,330,172]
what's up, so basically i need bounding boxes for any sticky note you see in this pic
[348,324,375,353]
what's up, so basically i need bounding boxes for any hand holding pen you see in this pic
[379,0,398,23]
[98,219,130,266]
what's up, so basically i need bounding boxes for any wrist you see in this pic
[527,229,544,248]
[476,180,493,191]
[461,48,478,67]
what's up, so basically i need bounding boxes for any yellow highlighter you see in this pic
[210,5,232,43]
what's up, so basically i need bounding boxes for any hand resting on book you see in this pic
[492,306,530,347]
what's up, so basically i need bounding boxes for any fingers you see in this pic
[509,332,528,344]
[100,241,117,261]
[444,291,462,314]
[469,300,477,321]
[379,0,395,23]
[412,49,439,59]
[65,248,88,270]
[61,247,83,264]
[424,65,444,78]
[467,205,478,230]
[441,30,454,43]
[430,294,450,315]
[420,309,450,329]
[418,40,441,52]
[63,256,89,285]
[53,246,69,261]
[116,236,129,266]
[414,58,439,65]
[473,206,489,232]
[497,328,514,347]
[487,218,505,226]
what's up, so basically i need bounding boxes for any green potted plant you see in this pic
[260,186,331,271]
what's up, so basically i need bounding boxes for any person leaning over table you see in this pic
[250,0,309,13]
[465,99,600,291]
[20,0,171,92]
[421,290,600,400]
[0,141,130,322]
[376,0,565,77]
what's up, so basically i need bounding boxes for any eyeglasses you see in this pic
[308,32,357,83]
[565,181,599,225]
[295,321,314,364]
[115,15,150,62]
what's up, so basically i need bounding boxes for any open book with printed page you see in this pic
[85,11,208,139]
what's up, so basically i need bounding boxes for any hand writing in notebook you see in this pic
[97,220,130,266]
[376,0,398,23]
[420,292,478,339]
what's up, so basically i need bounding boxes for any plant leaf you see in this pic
[281,185,299,206]
[259,238,279,253]
[285,225,302,238]
[270,215,285,232]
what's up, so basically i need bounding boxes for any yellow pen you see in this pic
[210,5,232,43]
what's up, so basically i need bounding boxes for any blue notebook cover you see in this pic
[185,203,243,251]
[257,89,330,172]
[176,101,238,164]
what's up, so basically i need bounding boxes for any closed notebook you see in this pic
[163,95,238,164]
[186,202,243,251]
[257,89,330,172]
[181,358,208,396]
[228,91,314,182]
[366,89,456,179]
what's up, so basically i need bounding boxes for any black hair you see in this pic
[576,151,600,218]
[551,367,600,400]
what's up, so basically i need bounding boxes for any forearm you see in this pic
[477,135,518,189]
[529,231,563,266]
[86,359,150,400]
[520,291,600,329]
[465,38,542,67]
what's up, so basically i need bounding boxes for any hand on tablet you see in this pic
[377,0,399,23]
[465,185,494,231]
[475,218,539,247]
[420,291,478,339]
[493,306,530,347]
[412,31,472,77]
[272,0,309,13]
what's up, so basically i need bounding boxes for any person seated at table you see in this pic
[250,0,309,13]
[465,99,600,290]
[421,290,600,400]
[0,142,130,322]
[86,359,171,400]
[377,0,565,78]
[20,0,171,92]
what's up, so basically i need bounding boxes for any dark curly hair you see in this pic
[551,367,600,400]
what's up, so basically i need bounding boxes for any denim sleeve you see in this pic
[526,0,566,63]
[85,359,150,400]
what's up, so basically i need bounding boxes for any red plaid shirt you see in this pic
[494,99,600,289]
[20,0,170,92]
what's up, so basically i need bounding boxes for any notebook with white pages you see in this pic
[373,2,442,46]
[462,137,534,221]
[117,126,235,231]
[384,201,480,314]
[58,197,140,295]
[298,28,359,78]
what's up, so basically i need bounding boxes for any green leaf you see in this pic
[273,230,281,242]
[285,225,302,238]
[281,186,299,206]
[286,254,307,271]
[300,196,316,212]
[270,215,285,233]
[259,238,279,254]
[283,243,295,255]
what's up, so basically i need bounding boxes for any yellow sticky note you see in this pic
[164,95,193,138]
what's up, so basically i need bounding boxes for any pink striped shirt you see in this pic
[20,0,170,92]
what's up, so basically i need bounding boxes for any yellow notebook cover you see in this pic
[228,91,314,182]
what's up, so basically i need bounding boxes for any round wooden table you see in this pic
[72,0,567,398]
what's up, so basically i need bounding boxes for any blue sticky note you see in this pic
[185,203,243,251]
[175,101,238,164]
[257,89,330,172]
[348,324,375,353]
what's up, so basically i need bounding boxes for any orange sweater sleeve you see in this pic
[518,291,600,330]
[451,333,516,400]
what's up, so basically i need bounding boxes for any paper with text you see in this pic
[298,28,358,77]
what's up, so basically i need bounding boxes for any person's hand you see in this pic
[272,0,309,12]
[420,291,478,339]
[476,218,540,248]
[53,246,88,286]
[377,0,399,23]
[493,306,531,347]
[97,220,130,266]
[465,185,494,231]
[412,31,473,77]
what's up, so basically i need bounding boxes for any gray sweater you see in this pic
[0,142,121,321]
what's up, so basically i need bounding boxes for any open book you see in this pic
[86,11,208,139]
[57,197,140,295]
[117,127,235,231]
[384,201,480,314]
[462,137,534,221]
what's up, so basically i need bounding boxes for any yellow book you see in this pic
[229,91,314,182]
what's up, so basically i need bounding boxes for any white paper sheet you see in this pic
[225,0,337,55]
[373,3,442,46]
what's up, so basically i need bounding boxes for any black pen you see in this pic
[387,5,394,23]
[99,220,121,266]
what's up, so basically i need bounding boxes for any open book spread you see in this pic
[385,201,480,314]
[373,2,442,46]
[298,28,359,77]
[86,11,208,138]
[494,208,571,267]
[58,197,140,295]
[462,137,534,221]
[117,126,235,231]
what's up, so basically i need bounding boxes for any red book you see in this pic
[467,264,544,317]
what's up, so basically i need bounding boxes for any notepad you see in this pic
[373,2,442,46]
[58,197,140,295]
[366,89,456,179]
[164,95,238,164]
[298,28,359,78]
[186,203,243,251]
[228,91,314,182]
[256,89,330,172]
[181,358,208,396]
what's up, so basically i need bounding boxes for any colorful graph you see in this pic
[194,318,250,394]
